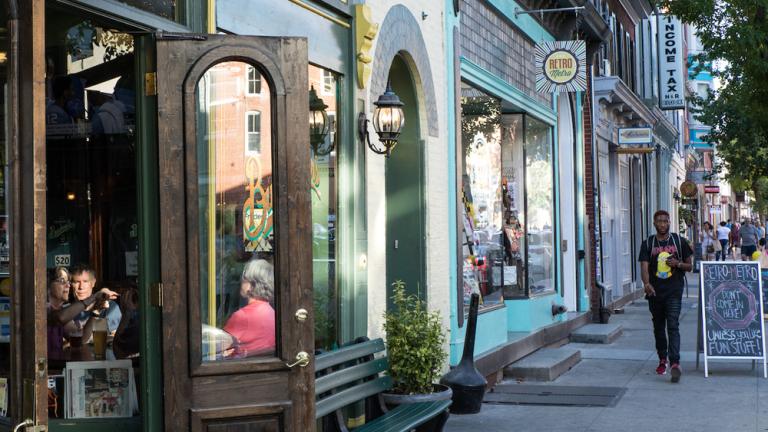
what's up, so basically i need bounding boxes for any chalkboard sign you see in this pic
[762,270,768,320]
[700,261,767,378]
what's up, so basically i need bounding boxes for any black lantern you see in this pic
[358,81,405,157]
[309,85,332,156]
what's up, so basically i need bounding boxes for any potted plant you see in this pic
[382,281,452,408]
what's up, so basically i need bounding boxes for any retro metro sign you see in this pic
[535,40,587,93]
[657,15,685,110]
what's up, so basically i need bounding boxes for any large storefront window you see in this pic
[44,7,141,420]
[308,64,339,352]
[460,82,556,312]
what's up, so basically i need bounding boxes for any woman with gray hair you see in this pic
[223,259,276,357]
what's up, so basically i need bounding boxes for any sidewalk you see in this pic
[446,273,768,432]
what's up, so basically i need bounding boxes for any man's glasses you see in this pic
[54,278,70,285]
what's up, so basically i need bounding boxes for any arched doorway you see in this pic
[385,54,426,303]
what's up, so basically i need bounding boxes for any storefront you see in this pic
[1,0,381,430]
[449,0,579,372]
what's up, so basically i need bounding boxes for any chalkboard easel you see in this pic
[699,261,767,378]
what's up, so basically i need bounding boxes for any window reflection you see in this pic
[460,82,557,315]
[309,65,339,351]
[197,62,276,361]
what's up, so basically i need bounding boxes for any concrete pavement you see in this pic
[446,273,768,432]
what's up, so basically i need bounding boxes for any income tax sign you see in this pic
[535,40,587,93]
[700,261,767,378]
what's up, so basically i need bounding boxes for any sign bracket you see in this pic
[514,6,585,18]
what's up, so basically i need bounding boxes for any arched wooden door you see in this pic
[156,34,314,431]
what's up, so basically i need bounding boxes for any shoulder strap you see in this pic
[647,235,655,253]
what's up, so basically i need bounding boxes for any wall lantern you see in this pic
[309,85,332,156]
[358,81,405,157]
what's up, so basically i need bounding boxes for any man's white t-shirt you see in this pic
[716,225,731,241]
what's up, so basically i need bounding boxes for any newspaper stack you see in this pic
[64,360,138,419]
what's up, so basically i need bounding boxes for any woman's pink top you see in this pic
[224,300,276,357]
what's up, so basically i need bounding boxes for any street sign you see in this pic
[534,40,587,93]
[704,185,720,194]
[657,15,685,110]
[618,127,652,145]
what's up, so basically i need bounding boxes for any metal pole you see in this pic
[514,6,585,17]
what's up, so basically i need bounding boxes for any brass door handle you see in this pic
[286,351,310,368]
[13,419,33,432]
[295,308,308,322]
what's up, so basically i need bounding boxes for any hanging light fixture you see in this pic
[309,85,332,156]
[358,81,405,157]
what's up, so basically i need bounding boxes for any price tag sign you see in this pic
[54,254,71,267]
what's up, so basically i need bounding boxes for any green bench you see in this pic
[315,338,451,432]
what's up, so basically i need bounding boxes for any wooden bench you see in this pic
[315,338,451,432]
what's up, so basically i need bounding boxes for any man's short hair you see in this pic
[720,221,727,226]
[70,263,96,280]
[653,210,670,221]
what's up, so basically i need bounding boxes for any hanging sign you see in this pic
[535,40,587,93]
[616,127,653,153]
[680,181,697,197]
[657,15,685,110]
[704,185,720,194]
[699,261,766,378]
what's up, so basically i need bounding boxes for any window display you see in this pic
[460,82,556,314]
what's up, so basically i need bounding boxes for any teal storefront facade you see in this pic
[446,0,590,373]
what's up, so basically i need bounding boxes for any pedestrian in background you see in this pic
[700,221,717,261]
[716,221,730,261]
[757,221,766,243]
[730,222,741,258]
[739,219,759,261]
[639,210,693,383]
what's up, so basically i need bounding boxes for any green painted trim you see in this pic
[62,0,191,32]
[135,36,163,432]
[336,32,367,344]
[460,57,557,126]
[483,0,555,43]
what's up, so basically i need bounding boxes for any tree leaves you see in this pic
[661,0,768,212]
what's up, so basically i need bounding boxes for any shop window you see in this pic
[459,82,556,314]
[245,111,261,153]
[117,0,175,21]
[196,61,276,361]
[43,10,141,421]
[309,65,339,352]
[246,65,261,95]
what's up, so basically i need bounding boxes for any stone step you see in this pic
[503,347,581,382]
[570,323,623,344]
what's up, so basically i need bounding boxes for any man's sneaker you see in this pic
[656,359,668,375]
[670,363,682,383]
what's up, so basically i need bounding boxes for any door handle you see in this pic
[286,351,310,368]
[13,419,33,432]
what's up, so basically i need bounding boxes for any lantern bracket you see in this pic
[358,112,394,157]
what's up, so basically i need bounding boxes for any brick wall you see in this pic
[583,67,600,320]
[459,0,552,107]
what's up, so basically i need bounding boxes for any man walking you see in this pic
[639,210,693,383]
[739,219,759,261]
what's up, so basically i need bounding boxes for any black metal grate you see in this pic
[484,384,626,407]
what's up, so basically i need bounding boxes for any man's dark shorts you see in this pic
[742,244,757,257]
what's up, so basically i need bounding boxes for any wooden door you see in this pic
[155,34,314,431]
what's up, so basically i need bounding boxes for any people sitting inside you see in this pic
[47,266,117,358]
[65,264,121,345]
[223,259,276,358]
[112,286,140,359]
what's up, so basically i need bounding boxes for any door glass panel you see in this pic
[196,61,276,361]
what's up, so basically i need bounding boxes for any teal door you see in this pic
[385,55,426,303]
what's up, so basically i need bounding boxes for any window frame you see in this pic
[245,110,262,154]
[457,80,558,320]
[246,65,262,95]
